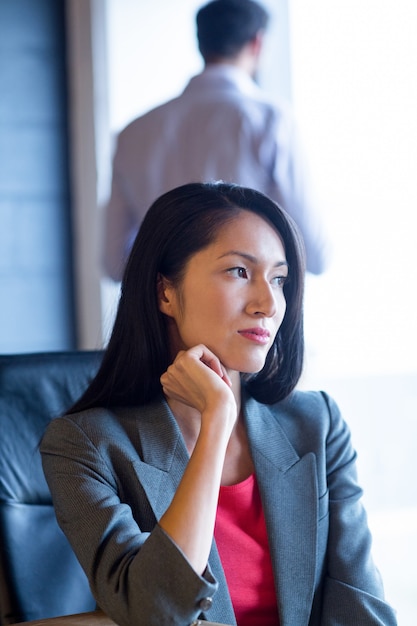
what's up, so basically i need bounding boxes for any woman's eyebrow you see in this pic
[217,250,288,268]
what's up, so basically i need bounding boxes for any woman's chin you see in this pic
[225,357,266,375]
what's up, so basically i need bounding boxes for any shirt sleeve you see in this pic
[269,111,331,275]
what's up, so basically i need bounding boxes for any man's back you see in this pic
[104,66,327,280]
[112,66,283,213]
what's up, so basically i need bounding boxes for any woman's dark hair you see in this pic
[70,182,306,412]
[196,0,269,62]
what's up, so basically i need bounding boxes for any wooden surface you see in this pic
[13,611,117,626]
[13,610,233,626]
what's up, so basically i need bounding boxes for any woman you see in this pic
[41,182,396,626]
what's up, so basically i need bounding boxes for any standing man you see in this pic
[103,0,329,281]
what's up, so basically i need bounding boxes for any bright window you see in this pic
[289,2,417,623]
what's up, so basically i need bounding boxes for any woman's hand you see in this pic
[160,344,236,425]
[159,345,239,573]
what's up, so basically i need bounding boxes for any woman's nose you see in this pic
[246,280,278,317]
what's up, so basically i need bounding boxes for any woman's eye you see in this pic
[272,275,287,287]
[228,267,248,278]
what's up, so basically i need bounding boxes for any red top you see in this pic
[214,474,280,626]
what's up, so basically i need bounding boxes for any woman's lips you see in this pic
[238,328,271,345]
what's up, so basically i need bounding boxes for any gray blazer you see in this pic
[41,389,397,626]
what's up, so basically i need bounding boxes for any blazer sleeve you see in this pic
[319,392,398,625]
[40,416,218,626]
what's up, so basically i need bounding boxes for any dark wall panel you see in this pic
[0,0,76,352]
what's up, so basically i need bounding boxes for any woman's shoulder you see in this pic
[246,388,344,439]
[280,388,338,414]
[246,387,337,415]
[50,405,137,430]
[42,398,170,447]
[40,406,135,450]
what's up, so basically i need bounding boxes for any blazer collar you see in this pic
[184,64,262,99]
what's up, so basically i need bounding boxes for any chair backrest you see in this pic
[0,351,103,625]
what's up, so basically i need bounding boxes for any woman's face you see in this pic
[159,210,288,374]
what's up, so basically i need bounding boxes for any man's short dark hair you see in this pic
[196,0,269,62]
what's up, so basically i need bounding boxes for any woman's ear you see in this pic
[157,274,175,317]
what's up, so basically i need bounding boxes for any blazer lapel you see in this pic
[244,395,318,626]
[130,399,190,519]
[130,400,237,624]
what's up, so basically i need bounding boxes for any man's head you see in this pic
[196,0,269,64]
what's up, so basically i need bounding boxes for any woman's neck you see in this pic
[167,372,254,484]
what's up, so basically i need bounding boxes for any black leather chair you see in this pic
[0,351,103,625]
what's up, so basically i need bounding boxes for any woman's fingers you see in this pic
[160,344,233,408]
[199,351,232,388]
